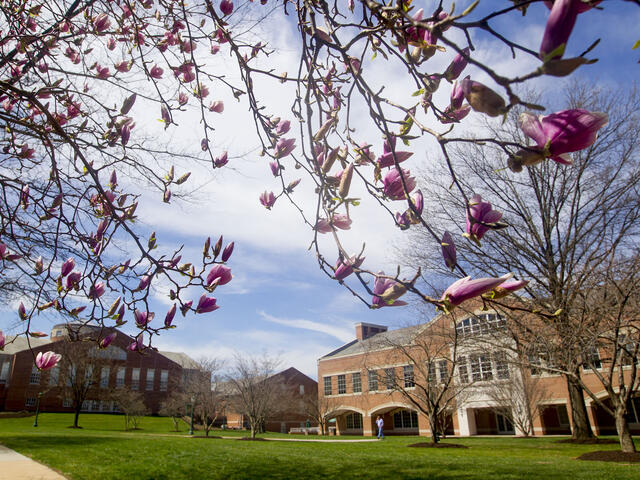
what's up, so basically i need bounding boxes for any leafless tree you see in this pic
[485,364,549,437]
[57,340,113,428]
[111,389,149,430]
[401,82,640,440]
[375,315,475,444]
[226,354,283,439]
[159,392,189,432]
[183,357,225,437]
[303,391,338,436]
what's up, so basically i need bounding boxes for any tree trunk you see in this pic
[73,409,80,428]
[429,413,439,444]
[615,408,637,453]
[250,424,256,439]
[565,374,594,440]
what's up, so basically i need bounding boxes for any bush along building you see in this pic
[317,309,640,439]
[0,323,200,415]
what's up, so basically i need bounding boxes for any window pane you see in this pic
[337,374,346,394]
[323,376,332,396]
[352,373,361,393]
[368,371,378,392]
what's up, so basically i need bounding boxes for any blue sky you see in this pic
[2,1,638,378]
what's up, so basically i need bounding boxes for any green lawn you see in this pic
[0,414,638,479]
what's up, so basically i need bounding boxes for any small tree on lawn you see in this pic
[159,392,189,432]
[227,354,282,439]
[184,357,225,437]
[111,389,149,431]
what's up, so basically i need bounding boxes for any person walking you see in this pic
[376,415,384,440]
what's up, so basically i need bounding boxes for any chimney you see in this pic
[355,322,388,341]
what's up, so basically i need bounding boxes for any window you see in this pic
[29,365,41,385]
[528,353,542,376]
[403,365,415,388]
[25,397,37,407]
[456,313,506,337]
[438,360,449,385]
[160,370,169,391]
[53,329,64,337]
[469,354,493,381]
[625,397,640,424]
[368,370,378,392]
[345,412,362,429]
[131,368,140,390]
[0,361,10,384]
[337,374,346,394]
[583,346,601,370]
[618,335,636,366]
[458,357,469,384]
[352,372,362,393]
[116,367,125,387]
[84,365,94,387]
[146,368,155,391]
[48,366,59,386]
[323,376,332,396]
[384,368,395,390]
[100,367,110,389]
[427,361,437,383]
[494,352,510,380]
[63,398,72,408]
[393,410,418,429]
[299,384,305,395]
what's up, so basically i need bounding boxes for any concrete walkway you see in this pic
[0,444,67,480]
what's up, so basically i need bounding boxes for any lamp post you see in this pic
[33,392,43,427]
[189,395,195,435]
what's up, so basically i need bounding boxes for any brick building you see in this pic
[0,324,199,415]
[222,367,318,433]
[317,310,640,438]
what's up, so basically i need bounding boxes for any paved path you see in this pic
[0,444,67,480]
[220,436,379,443]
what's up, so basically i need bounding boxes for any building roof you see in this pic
[158,351,200,369]
[320,323,427,360]
[0,336,52,355]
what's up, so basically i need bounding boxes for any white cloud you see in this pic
[259,310,353,343]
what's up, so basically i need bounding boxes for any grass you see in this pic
[0,413,638,479]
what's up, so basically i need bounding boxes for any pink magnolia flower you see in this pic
[441,231,457,271]
[269,161,281,176]
[95,65,110,79]
[149,65,163,79]
[61,258,75,277]
[88,281,105,299]
[372,272,408,308]
[165,304,177,327]
[274,138,296,159]
[518,109,608,165]
[214,151,228,168]
[450,80,465,110]
[539,0,582,60]
[464,194,503,245]
[134,310,154,327]
[135,274,151,292]
[484,279,530,300]
[222,242,235,262]
[444,47,470,82]
[259,191,276,209]
[377,136,413,168]
[441,273,512,311]
[220,0,234,15]
[128,334,144,352]
[383,168,417,200]
[36,351,62,370]
[114,61,131,73]
[209,101,224,113]
[334,256,364,281]
[20,184,30,208]
[196,295,219,314]
[65,271,81,290]
[315,219,332,234]
[332,214,352,230]
[397,190,424,227]
[178,92,189,106]
[107,37,116,50]
[0,331,4,350]
[275,119,291,135]
[99,332,117,349]
[18,302,27,320]
[93,13,111,33]
[207,265,232,286]
[440,105,471,124]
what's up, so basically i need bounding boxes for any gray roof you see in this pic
[159,351,200,369]
[320,323,428,360]
[0,335,52,355]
